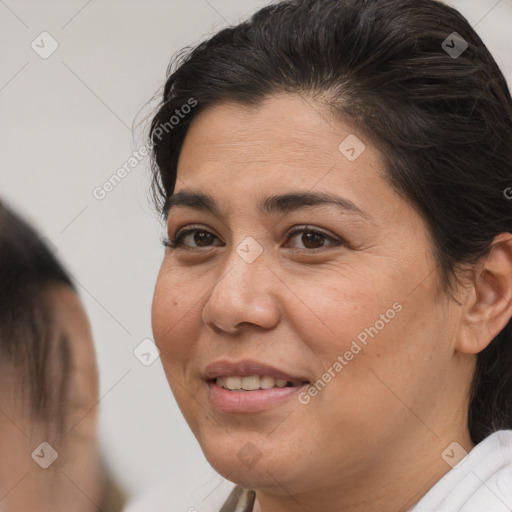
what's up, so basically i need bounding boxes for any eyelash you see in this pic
[162,224,343,252]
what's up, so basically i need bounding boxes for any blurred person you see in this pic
[0,200,126,512]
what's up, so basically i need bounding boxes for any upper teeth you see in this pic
[216,375,289,390]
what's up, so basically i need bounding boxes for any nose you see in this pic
[201,247,281,335]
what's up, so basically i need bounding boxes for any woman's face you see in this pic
[151,93,473,495]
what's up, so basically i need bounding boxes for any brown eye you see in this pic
[286,226,342,251]
[165,225,342,252]
[300,231,325,249]
[166,226,221,249]
[193,231,214,246]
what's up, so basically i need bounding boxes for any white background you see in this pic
[1,0,511,510]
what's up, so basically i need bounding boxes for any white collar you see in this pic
[411,430,512,511]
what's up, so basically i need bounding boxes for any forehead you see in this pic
[175,93,392,222]
[179,94,345,168]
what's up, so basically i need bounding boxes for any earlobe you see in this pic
[456,233,512,355]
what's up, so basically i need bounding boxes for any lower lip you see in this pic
[207,381,308,413]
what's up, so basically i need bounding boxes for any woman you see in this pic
[0,201,126,512]
[148,0,512,510]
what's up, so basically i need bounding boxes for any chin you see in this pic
[197,429,303,491]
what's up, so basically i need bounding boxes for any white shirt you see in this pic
[411,429,512,512]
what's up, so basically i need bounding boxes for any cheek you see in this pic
[311,282,447,432]
[151,268,204,368]
[293,263,441,399]
[284,266,391,361]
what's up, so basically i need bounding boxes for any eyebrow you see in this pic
[165,190,370,220]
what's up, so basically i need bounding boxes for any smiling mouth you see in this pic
[210,375,310,391]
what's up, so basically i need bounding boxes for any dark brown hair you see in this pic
[0,200,74,429]
[148,0,512,444]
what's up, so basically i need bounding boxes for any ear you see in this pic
[456,232,512,355]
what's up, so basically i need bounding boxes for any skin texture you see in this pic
[0,285,104,512]
[151,93,512,512]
